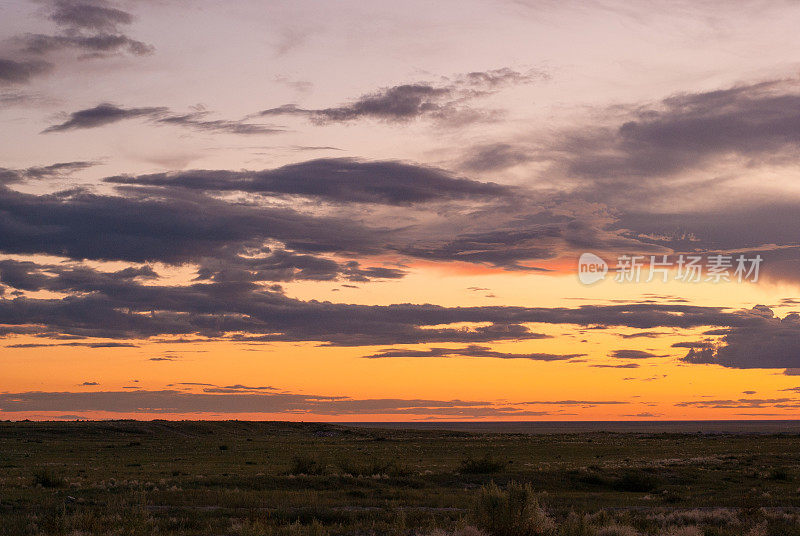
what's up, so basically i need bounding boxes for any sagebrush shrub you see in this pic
[474,481,555,536]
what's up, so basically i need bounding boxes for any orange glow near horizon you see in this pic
[3,0,800,423]
[2,269,798,422]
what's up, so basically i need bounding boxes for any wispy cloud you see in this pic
[610,349,668,359]
[0,58,52,85]
[362,344,583,361]
[104,158,513,205]
[0,0,153,85]
[681,305,800,369]
[0,389,580,418]
[259,68,547,126]
[43,103,282,135]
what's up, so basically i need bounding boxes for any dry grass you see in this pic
[3,421,800,535]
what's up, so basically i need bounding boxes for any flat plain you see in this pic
[2,421,800,535]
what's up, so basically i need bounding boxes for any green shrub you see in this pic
[558,512,597,536]
[767,467,790,480]
[611,471,660,492]
[460,454,505,474]
[474,481,555,536]
[336,457,412,477]
[594,526,638,536]
[568,469,610,489]
[290,454,325,475]
[663,527,703,536]
[33,468,64,488]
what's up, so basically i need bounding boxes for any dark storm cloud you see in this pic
[676,398,800,409]
[453,68,542,87]
[201,384,278,394]
[7,341,137,348]
[522,400,625,405]
[362,344,584,361]
[319,76,800,288]
[229,322,546,347]
[551,79,800,182]
[620,331,671,338]
[0,183,380,263]
[0,256,398,299]
[42,103,279,134]
[680,306,800,369]
[0,256,777,346]
[0,260,158,292]
[397,215,664,270]
[291,145,342,152]
[398,227,564,268]
[447,78,800,262]
[671,341,713,349]
[0,160,97,184]
[258,85,450,122]
[259,68,546,125]
[461,78,800,174]
[615,204,800,254]
[42,103,167,132]
[16,0,153,58]
[345,264,406,281]
[0,58,52,84]
[0,250,795,364]
[154,110,283,135]
[194,251,406,284]
[49,1,134,31]
[14,164,665,281]
[22,160,98,178]
[105,158,512,205]
[602,221,800,289]
[0,151,794,352]
[610,349,667,359]
[20,33,153,57]
[0,1,152,81]
[512,80,800,271]
[1,258,544,343]
[0,389,560,417]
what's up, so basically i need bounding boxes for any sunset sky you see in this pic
[1,0,800,421]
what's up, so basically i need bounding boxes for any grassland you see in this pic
[2,421,800,535]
